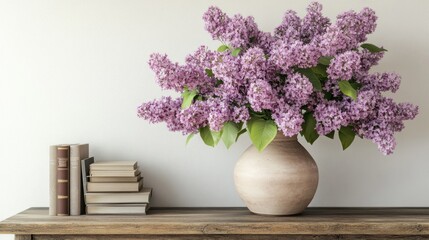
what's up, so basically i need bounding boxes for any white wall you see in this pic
[0,0,428,238]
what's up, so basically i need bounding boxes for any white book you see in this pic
[90,161,137,171]
[86,203,149,215]
[90,169,140,177]
[85,187,152,204]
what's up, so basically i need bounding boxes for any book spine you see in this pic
[69,145,80,216]
[49,145,57,216]
[70,144,89,215]
[56,146,70,216]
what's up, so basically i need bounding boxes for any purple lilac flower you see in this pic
[207,98,231,131]
[314,100,348,135]
[139,3,418,155]
[185,46,219,70]
[247,80,276,112]
[240,47,267,82]
[336,8,377,44]
[301,2,330,43]
[357,97,418,155]
[272,104,304,137]
[314,25,350,56]
[148,53,183,92]
[356,49,384,77]
[231,105,250,123]
[179,101,209,134]
[203,6,230,41]
[359,72,401,93]
[137,96,183,132]
[270,40,319,72]
[137,96,180,123]
[224,14,258,48]
[212,53,242,85]
[327,51,361,80]
[274,10,301,43]
[252,31,276,54]
[343,89,378,121]
[323,78,341,97]
[283,73,313,106]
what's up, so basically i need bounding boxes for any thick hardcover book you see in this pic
[69,144,89,216]
[90,161,137,171]
[89,174,141,183]
[86,203,149,215]
[85,187,152,204]
[90,169,140,177]
[56,145,70,216]
[87,178,143,192]
[49,145,57,216]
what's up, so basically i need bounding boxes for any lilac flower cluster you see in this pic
[138,2,418,155]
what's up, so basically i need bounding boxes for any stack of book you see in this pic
[82,159,152,215]
[49,144,89,216]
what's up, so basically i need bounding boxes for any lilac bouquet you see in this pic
[138,2,418,155]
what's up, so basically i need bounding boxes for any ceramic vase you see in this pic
[234,133,318,215]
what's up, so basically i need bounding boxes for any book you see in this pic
[49,145,57,216]
[56,145,70,216]
[90,161,137,171]
[90,169,140,177]
[85,187,152,204]
[86,203,149,215]
[89,174,141,183]
[81,157,95,195]
[69,144,89,216]
[87,178,143,192]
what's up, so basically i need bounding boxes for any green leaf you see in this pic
[324,91,334,100]
[181,88,198,109]
[318,56,333,65]
[236,128,247,141]
[339,80,357,101]
[231,48,241,57]
[205,69,214,77]
[215,79,224,87]
[211,130,222,146]
[221,122,240,149]
[325,131,335,139]
[200,126,215,147]
[296,68,322,91]
[361,43,387,53]
[247,118,277,152]
[339,126,356,150]
[311,64,327,77]
[301,112,319,144]
[186,133,195,145]
[217,45,229,52]
[349,81,362,90]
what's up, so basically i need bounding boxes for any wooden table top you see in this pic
[1,207,429,235]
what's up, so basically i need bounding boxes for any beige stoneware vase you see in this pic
[234,133,318,215]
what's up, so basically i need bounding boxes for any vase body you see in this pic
[234,133,318,215]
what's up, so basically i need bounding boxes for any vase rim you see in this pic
[273,132,298,141]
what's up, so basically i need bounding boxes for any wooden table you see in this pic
[1,208,429,239]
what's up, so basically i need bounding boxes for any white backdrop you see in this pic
[1,0,428,238]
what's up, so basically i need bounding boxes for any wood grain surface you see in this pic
[1,208,429,236]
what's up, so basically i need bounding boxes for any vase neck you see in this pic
[273,132,297,142]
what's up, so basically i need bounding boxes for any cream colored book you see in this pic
[90,161,137,171]
[90,169,140,177]
[85,187,152,204]
[86,203,149,215]
[89,174,141,183]
[87,178,143,192]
